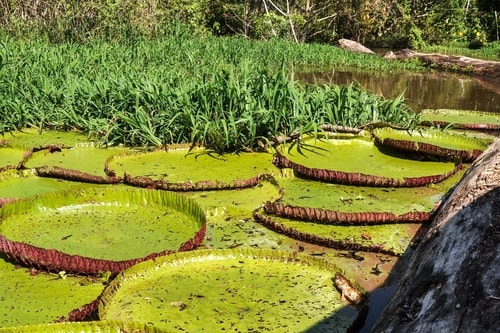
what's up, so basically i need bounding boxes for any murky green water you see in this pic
[299,71,500,113]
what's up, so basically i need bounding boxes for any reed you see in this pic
[0,36,419,152]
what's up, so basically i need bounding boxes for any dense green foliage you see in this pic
[0,36,418,152]
[0,0,498,48]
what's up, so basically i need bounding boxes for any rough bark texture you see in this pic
[371,139,500,333]
[390,49,500,80]
[338,39,376,55]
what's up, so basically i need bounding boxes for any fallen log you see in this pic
[390,49,500,79]
[371,138,500,333]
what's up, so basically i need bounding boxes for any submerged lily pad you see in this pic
[0,187,206,274]
[106,147,279,190]
[274,136,462,187]
[253,211,421,256]
[373,127,488,162]
[0,320,164,332]
[98,249,366,332]
[420,109,500,130]
[0,255,105,328]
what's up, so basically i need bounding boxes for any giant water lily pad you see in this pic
[0,187,206,274]
[98,249,366,332]
[373,127,488,162]
[0,170,94,202]
[181,180,285,250]
[0,145,25,172]
[0,129,94,148]
[24,146,128,177]
[0,320,164,332]
[253,211,421,256]
[275,169,465,214]
[274,136,462,187]
[420,109,500,130]
[106,147,279,190]
[0,255,105,328]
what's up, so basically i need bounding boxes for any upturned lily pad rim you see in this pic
[263,201,432,225]
[273,134,464,187]
[105,145,275,191]
[273,151,464,188]
[372,127,487,162]
[0,320,166,332]
[0,187,207,275]
[98,248,367,328]
[419,109,500,130]
[253,209,400,256]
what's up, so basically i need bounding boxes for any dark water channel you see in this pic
[300,71,500,113]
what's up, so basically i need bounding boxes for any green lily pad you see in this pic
[0,170,94,200]
[253,211,421,256]
[0,320,164,332]
[275,170,466,215]
[98,249,365,332]
[0,187,206,274]
[373,127,488,162]
[24,146,128,177]
[0,255,105,328]
[0,146,25,172]
[181,180,287,250]
[0,129,94,148]
[106,147,279,190]
[183,179,281,217]
[420,109,500,130]
[274,136,461,187]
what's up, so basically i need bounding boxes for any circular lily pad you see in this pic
[0,169,93,201]
[24,146,128,177]
[275,172,459,215]
[0,146,25,172]
[0,255,105,328]
[253,211,420,256]
[98,249,365,332]
[419,109,500,130]
[0,129,94,148]
[274,136,462,187]
[373,127,488,162]
[0,187,206,274]
[0,320,164,332]
[106,146,279,190]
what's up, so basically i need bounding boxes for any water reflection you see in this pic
[299,71,500,113]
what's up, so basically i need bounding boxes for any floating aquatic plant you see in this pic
[419,109,500,130]
[106,146,279,191]
[373,127,488,162]
[273,135,463,187]
[0,255,105,328]
[98,249,367,332]
[0,187,206,274]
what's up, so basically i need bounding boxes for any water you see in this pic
[299,71,500,113]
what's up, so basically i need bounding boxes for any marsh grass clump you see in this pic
[0,37,418,153]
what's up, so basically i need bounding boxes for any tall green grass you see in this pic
[0,36,419,152]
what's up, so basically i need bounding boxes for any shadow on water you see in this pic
[299,71,500,113]
[301,244,418,333]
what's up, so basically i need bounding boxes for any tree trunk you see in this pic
[389,49,500,80]
[371,138,500,333]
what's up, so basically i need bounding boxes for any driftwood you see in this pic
[337,39,500,79]
[338,39,376,55]
[390,49,500,79]
[371,139,500,333]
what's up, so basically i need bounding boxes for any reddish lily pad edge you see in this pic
[0,188,207,275]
